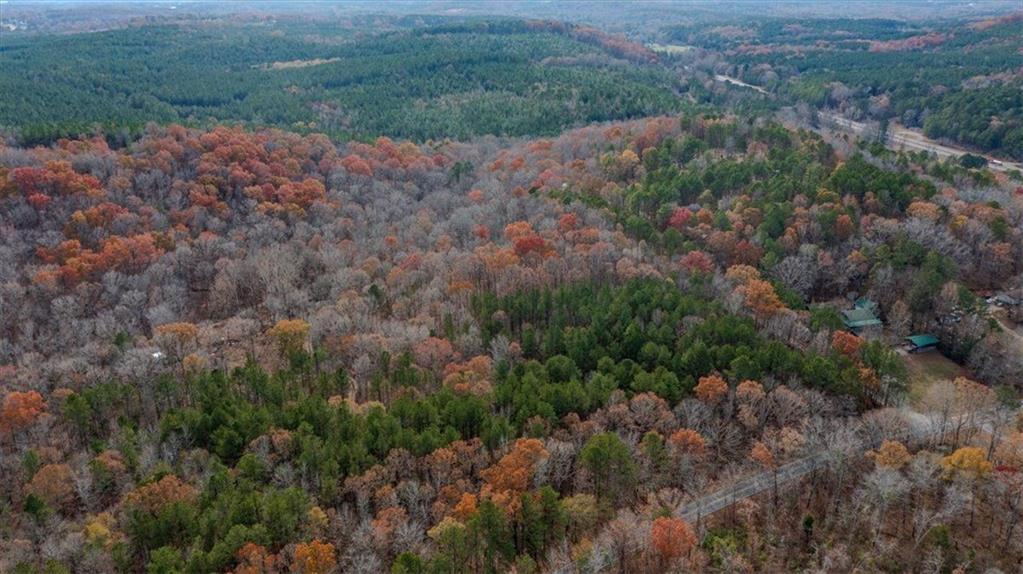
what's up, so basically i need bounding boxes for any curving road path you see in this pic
[713,74,769,95]
[679,451,824,523]
[676,408,1001,525]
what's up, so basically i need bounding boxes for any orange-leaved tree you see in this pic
[480,438,548,511]
[831,330,863,358]
[739,279,785,320]
[268,319,310,357]
[1,390,47,435]
[154,321,199,363]
[124,475,196,514]
[869,440,911,470]
[942,446,992,479]
[291,539,336,574]
[650,516,697,563]
[694,374,728,405]
[26,463,75,511]
[668,429,707,459]
[232,543,278,574]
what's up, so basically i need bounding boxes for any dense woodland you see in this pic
[0,20,681,145]
[2,110,1021,572]
[2,5,1023,574]
[5,10,1022,158]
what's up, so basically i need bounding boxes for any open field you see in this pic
[648,42,693,54]
[256,57,342,70]
[903,350,970,408]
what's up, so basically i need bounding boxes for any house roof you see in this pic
[854,297,877,310]
[906,334,939,348]
[845,319,882,328]
[842,307,880,327]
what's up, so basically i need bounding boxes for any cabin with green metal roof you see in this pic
[842,306,881,332]
[853,297,879,315]
[905,334,939,353]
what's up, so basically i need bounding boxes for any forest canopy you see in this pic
[0,19,684,145]
[1,4,1022,574]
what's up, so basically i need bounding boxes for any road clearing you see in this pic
[712,75,1022,173]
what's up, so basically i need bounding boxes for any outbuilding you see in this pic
[905,334,939,353]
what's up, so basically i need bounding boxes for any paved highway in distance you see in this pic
[819,112,1023,174]
[712,75,1022,173]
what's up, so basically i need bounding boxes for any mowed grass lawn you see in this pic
[902,350,969,408]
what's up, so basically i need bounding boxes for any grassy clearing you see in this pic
[902,350,969,408]
[647,43,693,54]
[256,57,342,70]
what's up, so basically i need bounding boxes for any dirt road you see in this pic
[676,407,1001,525]
[713,74,769,95]
[990,307,1023,349]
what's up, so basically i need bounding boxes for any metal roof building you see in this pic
[842,307,882,330]
[905,334,939,352]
